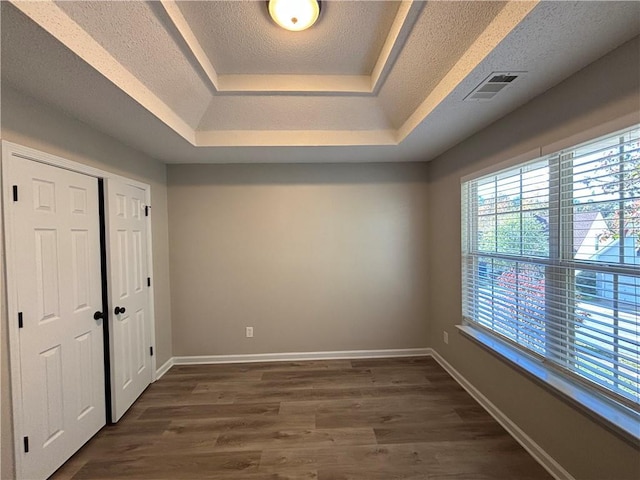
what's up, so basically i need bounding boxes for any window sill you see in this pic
[456,324,640,447]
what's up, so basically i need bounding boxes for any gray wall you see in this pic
[427,37,640,480]
[168,163,429,356]
[1,86,173,479]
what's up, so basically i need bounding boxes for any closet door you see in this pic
[6,156,105,480]
[105,178,152,421]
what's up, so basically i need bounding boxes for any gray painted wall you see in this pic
[427,37,640,480]
[168,163,430,356]
[1,85,173,479]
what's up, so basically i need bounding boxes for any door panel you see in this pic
[71,229,91,310]
[106,179,152,421]
[6,157,105,480]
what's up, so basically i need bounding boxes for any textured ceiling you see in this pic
[55,0,212,128]
[176,0,401,75]
[2,1,639,164]
[378,0,506,128]
[197,95,393,131]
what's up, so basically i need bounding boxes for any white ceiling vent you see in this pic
[464,72,526,101]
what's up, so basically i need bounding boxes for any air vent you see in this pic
[464,71,526,102]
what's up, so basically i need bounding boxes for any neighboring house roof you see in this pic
[534,211,604,254]
[573,212,602,254]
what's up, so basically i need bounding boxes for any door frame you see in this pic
[1,141,157,479]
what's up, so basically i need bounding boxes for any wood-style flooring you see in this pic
[50,357,552,479]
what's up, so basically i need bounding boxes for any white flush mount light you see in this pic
[268,0,321,32]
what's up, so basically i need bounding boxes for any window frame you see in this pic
[459,119,640,444]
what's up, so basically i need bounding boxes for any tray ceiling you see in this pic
[173,0,402,76]
[2,1,639,163]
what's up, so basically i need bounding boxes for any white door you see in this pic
[105,179,152,421]
[5,157,105,480]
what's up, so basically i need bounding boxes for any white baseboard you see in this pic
[172,348,431,365]
[430,350,575,480]
[155,357,174,380]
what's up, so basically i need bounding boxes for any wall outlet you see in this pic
[246,326,254,338]
[443,331,449,344]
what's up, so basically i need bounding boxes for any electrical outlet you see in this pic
[443,331,449,344]
[246,326,254,338]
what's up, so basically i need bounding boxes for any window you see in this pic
[462,125,640,415]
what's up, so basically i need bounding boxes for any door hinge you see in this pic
[147,277,151,287]
[23,436,29,453]
[18,312,23,329]
[13,185,18,202]
[144,205,149,217]
[150,346,154,357]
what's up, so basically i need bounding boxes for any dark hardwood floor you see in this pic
[50,357,552,479]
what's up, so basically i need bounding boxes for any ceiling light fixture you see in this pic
[268,0,321,32]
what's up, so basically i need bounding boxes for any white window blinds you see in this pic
[462,125,640,410]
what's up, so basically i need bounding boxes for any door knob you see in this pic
[114,306,126,315]
[93,311,104,320]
